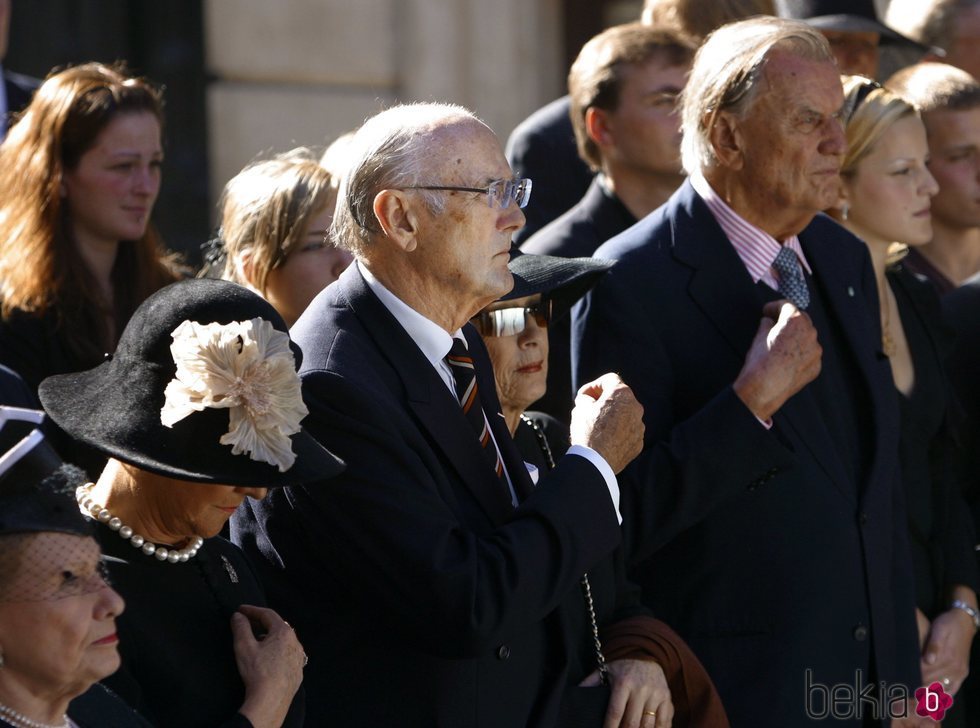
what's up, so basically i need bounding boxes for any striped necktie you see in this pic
[445,338,507,485]
[772,245,810,310]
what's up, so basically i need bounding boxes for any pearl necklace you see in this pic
[75,484,204,564]
[0,703,68,728]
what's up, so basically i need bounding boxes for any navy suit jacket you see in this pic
[232,265,624,727]
[572,181,920,726]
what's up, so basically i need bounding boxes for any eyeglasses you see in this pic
[404,177,533,209]
[470,299,551,337]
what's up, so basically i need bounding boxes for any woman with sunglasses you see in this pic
[470,251,730,728]
[830,76,979,715]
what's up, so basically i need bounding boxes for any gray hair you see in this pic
[679,16,834,174]
[331,102,484,256]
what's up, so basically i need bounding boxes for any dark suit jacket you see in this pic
[572,181,920,727]
[520,177,637,422]
[944,275,980,541]
[232,265,626,727]
[506,95,594,246]
[2,68,38,133]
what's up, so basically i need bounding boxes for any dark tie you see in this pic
[772,245,810,310]
[445,338,508,486]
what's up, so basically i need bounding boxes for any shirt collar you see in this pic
[358,261,461,367]
[690,171,812,283]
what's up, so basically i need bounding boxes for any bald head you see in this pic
[331,103,488,256]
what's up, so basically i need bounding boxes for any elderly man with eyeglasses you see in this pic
[229,103,680,727]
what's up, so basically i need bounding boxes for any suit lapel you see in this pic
[340,268,515,525]
[670,184,772,360]
[465,326,535,502]
[798,224,891,501]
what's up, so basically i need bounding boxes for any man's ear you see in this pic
[373,189,419,252]
[709,110,745,171]
[585,106,612,149]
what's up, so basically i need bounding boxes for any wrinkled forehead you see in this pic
[759,50,843,106]
[0,532,105,603]
[427,119,512,182]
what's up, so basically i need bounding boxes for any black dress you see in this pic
[0,683,150,728]
[514,412,648,707]
[890,266,978,618]
[93,525,304,728]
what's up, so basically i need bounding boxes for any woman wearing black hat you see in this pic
[471,253,730,728]
[0,406,150,728]
[37,279,345,728]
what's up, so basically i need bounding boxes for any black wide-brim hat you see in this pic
[503,249,615,320]
[39,278,344,487]
[774,0,931,52]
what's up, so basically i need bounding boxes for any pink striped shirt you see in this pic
[690,172,812,292]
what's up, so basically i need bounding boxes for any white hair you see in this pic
[679,16,834,174]
[331,102,486,256]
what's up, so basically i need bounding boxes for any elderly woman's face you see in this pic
[142,476,269,540]
[478,294,549,416]
[0,533,124,696]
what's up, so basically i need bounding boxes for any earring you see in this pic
[841,203,849,221]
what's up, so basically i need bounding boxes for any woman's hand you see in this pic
[920,607,974,695]
[580,658,673,727]
[232,604,306,728]
[915,607,930,650]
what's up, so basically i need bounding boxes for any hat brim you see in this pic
[802,14,930,51]
[39,357,344,488]
[503,252,615,320]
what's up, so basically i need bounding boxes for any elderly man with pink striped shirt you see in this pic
[573,15,923,728]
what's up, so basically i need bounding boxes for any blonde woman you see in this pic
[832,75,978,706]
[206,149,352,326]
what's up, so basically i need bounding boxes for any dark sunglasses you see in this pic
[470,299,551,337]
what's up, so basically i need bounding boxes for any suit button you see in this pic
[496,644,511,660]
[858,512,869,525]
[853,624,868,641]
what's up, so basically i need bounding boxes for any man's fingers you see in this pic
[576,372,626,402]
[762,299,795,320]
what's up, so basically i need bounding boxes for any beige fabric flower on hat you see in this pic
[160,318,307,472]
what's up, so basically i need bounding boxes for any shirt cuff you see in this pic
[566,445,622,524]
